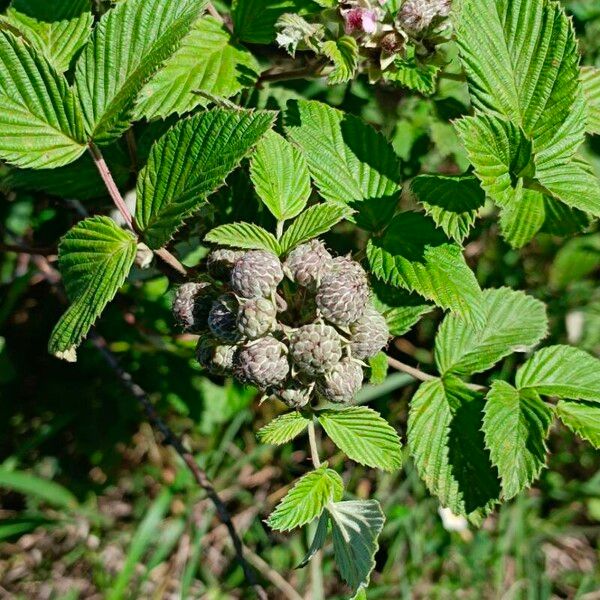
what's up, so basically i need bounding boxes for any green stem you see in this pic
[307,420,321,468]
[276,220,285,241]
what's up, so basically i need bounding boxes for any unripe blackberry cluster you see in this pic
[172,241,390,408]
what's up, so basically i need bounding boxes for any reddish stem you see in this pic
[88,142,135,232]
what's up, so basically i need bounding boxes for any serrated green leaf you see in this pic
[435,287,548,376]
[456,0,585,163]
[49,216,137,360]
[279,203,350,253]
[136,16,259,120]
[257,412,310,445]
[136,109,275,249]
[368,352,388,385]
[371,280,433,337]
[321,36,358,85]
[297,511,329,569]
[249,130,311,221]
[318,407,402,472]
[285,99,401,231]
[549,233,600,289]
[516,345,600,402]
[74,0,203,144]
[582,66,600,135]
[539,196,590,236]
[367,211,486,328]
[328,500,385,594]
[498,185,545,248]
[556,400,600,449]
[483,381,552,499]
[536,155,600,216]
[408,376,501,520]
[456,0,600,220]
[268,465,343,531]
[232,0,315,44]
[205,223,280,254]
[457,114,582,246]
[456,113,533,209]
[0,30,86,168]
[383,55,439,95]
[3,0,93,72]
[411,174,485,243]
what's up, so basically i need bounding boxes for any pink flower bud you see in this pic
[362,10,378,33]
[343,7,379,34]
[344,8,364,33]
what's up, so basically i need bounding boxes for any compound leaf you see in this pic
[516,345,600,402]
[74,0,203,143]
[328,500,385,594]
[136,108,274,249]
[483,381,552,499]
[268,465,343,531]
[249,130,311,222]
[435,287,548,376]
[258,412,310,445]
[318,407,402,472]
[456,0,585,162]
[48,216,137,361]
[367,211,486,328]
[456,114,533,209]
[136,15,259,120]
[456,0,600,222]
[0,30,86,168]
[285,99,401,231]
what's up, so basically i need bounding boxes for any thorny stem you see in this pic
[88,142,188,279]
[307,420,321,468]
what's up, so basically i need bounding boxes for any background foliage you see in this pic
[0,0,599,598]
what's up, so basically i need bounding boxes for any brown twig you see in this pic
[88,142,135,231]
[87,142,188,279]
[244,548,303,600]
[90,332,268,600]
